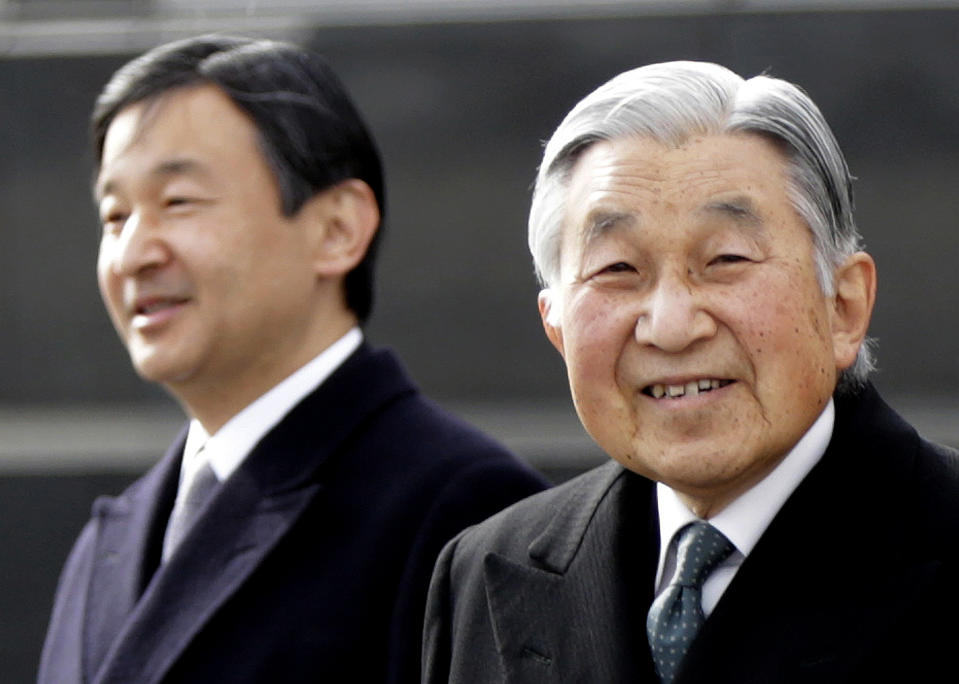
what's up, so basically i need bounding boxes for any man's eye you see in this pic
[710,254,750,265]
[601,262,635,274]
[101,213,127,234]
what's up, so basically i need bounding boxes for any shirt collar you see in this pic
[183,327,363,482]
[654,398,834,584]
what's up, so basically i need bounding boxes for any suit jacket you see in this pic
[424,383,959,683]
[39,345,547,684]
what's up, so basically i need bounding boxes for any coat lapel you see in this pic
[91,346,417,684]
[93,473,322,684]
[82,430,184,684]
[484,462,660,683]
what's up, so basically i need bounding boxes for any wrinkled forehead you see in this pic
[560,133,791,234]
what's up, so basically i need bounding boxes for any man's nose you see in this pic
[106,210,169,277]
[634,271,716,352]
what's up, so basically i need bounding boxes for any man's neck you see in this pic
[173,309,359,433]
[180,327,363,483]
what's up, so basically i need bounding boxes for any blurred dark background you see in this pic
[3,1,959,680]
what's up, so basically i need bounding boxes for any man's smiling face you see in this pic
[541,133,851,515]
[96,84,322,405]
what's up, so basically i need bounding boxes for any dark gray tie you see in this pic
[646,521,735,683]
[162,460,219,562]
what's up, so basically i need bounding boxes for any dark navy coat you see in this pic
[40,345,547,684]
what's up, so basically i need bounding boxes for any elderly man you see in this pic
[38,35,545,684]
[423,61,959,682]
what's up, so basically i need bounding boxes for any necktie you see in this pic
[162,460,219,562]
[646,521,735,683]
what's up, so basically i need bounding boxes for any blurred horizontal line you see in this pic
[1,394,957,475]
[0,15,311,57]
[3,0,959,58]
[0,404,183,473]
[0,401,606,474]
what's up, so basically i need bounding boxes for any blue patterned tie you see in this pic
[646,521,735,683]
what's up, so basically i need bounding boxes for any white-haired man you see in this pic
[423,61,959,683]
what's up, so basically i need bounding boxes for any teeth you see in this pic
[646,378,729,399]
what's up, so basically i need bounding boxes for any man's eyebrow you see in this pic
[94,157,208,202]
[582,210,636,244]
[699,196,763,227]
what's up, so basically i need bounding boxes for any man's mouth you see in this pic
[133,297,189,316]
[642,378,734,399]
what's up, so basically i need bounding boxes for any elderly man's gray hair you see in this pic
[528,60,874,391]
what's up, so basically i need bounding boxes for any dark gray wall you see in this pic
[330,11,959,404]
[4,9,959,409]
[3,8,959,681]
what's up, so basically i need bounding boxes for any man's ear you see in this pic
[538,289,566,359]
[298,179,379,277]
[830,251,877,370]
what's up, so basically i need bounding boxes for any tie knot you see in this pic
[673,521,734,588]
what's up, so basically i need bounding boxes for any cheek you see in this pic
[96,254,119,310]
[735,276,836,398]
[732,268,825,346]
[564,293,636,388]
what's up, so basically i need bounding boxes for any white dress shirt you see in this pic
[653,399,835,616]
[176,327,363,491]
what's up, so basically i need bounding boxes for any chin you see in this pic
[614,441,736,484]
[129,354,191,386]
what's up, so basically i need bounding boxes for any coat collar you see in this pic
[484,461,661,682]
[86,345,416,684]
